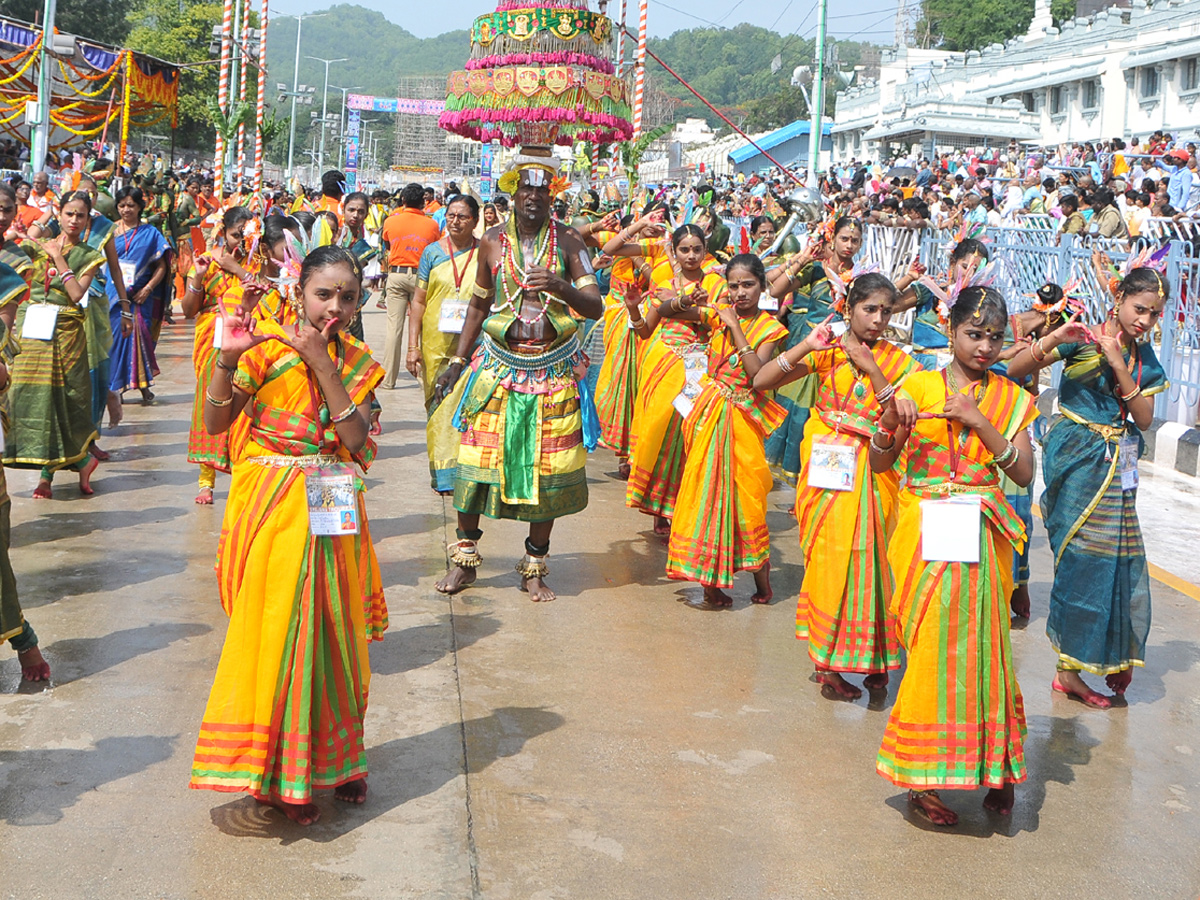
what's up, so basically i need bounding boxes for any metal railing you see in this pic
[898,224,1200,423]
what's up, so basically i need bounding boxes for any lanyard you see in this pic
[121,223,139,257]
[447,238,477,294]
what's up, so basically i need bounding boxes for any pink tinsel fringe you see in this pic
[439,107,633,147]
[466,52,614,74]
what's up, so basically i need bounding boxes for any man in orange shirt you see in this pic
[28,170,56,216]
[380,182,441,388]
[423,186,442,216]
[317,169,344,226]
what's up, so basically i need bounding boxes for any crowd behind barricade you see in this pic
[0,130,1185,832]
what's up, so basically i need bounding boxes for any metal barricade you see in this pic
[905,224,1199,422]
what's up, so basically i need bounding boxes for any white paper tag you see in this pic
[1119,434,1139,491]
[681,344,706,398]
[305,465,360,536]
[118,260,137,288]
[671,392,695,420]
[22,303,59,341]
[759,295,779,312]
[920,494,983,563]
[212,316,224,349]
[438,298,469,334]
[807,438,858,491]
[830,320,848,337]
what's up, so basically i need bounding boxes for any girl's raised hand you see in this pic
[807,314,839,352]
[941,390,985,430]
[216,305,276,361]
[1052,312,1094,346]
[282,318,338,376]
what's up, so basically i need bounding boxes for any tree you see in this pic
[916,0,1062,51]
[124,0,222,152]
[2,0,134,46]
[741,86,809,133]
[614,124,673,188]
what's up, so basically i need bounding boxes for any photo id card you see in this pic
[304,464,360,536]
[1119,434,1140,492]
[807,438,858,492]
[438,298,469,334]
[920,494,982,563]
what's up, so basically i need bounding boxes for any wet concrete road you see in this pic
[2,307,1199,900]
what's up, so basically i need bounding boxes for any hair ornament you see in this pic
[828,261,880,313]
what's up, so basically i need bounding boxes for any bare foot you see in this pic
[256,796,321,826]
[751,561,772,604]
[816,669,863,701]
[195,487,214,505]
[617,460,631,480]
[1106,668,1133,695]
[1052,672,1113,709]
[32,480,52,500]
[90,445,111,461]
[983,783,1015,815]
[334,778,367,804]
[435,565,477,595]
[653,516,671,537]
[520,575,556,602]
[369,413,382,436]
[908,789,958,826]
[1010,585,1030,619]
[140,388,155,404]
[106,391,123,428]
[78,455,99,495]
[863,672,889,690]
[17,646,50,682]
[687,586,732,610]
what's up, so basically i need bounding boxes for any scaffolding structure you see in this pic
[392,76,452,175]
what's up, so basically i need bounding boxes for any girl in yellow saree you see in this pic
[190,246,385,826]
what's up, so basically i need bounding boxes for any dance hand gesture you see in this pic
[804,314,839,354]
[905,259,926,280]
[1050,312,1094,347]
[597,211,620,233]
[622,283,643,313]
[942,389,987,431]
[282,318,338,377]
[714,303,741,330]
[216,306,275,362]
[687,285,711,308]
[1096,324,1129,372]
[840,331,879,374]
[880,395,918,433]
[240,278,271,314]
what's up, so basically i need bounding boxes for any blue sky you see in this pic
[268,0,901,43]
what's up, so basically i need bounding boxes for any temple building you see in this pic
[831,0,1200,160]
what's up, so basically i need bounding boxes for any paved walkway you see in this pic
[2,307,1199,899]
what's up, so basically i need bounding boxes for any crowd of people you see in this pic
[0,131,1177,830]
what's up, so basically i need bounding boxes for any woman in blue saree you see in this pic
[106,186,167,402]
[1008,265,1167,709]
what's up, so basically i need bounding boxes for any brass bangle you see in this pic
[449,355,468,367]
[737,346,756,358]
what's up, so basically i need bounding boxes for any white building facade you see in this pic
[831,0,1200,162]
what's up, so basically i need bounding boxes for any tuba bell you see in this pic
[764,186,824,258]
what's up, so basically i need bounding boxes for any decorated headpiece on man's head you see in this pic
[497,146,567,195]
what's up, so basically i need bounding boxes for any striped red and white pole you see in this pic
[215,0,233,194]
[615,0,626,77]
[591,144,601,186]
[235,0,251,181]
[252,0,267,194]
[633,0,647,139]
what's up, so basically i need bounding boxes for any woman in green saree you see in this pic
[3,191,104,498]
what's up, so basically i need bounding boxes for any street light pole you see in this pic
[330,84,363,170]
[307,55,347,176]
[807,0,828,186]
[285,12,324,181]
[31,0,58,175]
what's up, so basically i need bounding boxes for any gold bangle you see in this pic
[449,356,468,367]
[737,346,756,358]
